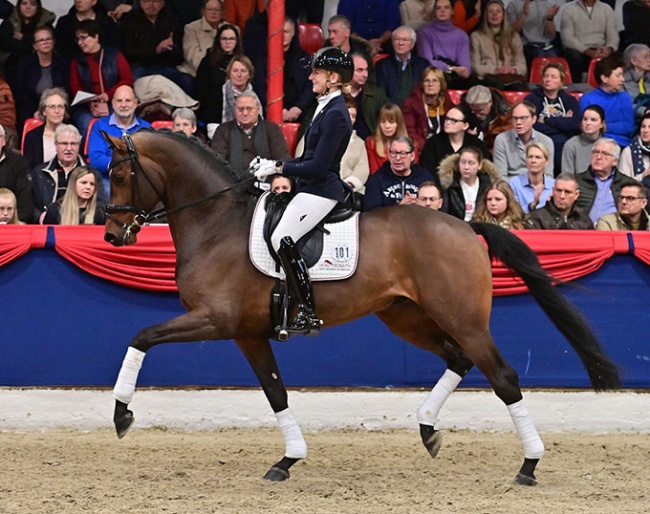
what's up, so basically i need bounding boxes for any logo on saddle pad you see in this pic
[249,192,360,280]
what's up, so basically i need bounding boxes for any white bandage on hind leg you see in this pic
[508,399,545,459]
[113,347,146,404]
[417,369,463,426]
[276,408,308,459]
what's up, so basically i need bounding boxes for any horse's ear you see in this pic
[101,130,120,149]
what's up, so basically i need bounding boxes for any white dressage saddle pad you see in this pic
[249,192,360,281]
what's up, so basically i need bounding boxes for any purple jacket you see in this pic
[416,20,471,72]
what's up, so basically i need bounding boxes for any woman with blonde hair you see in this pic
[510,141,555,213]
[365,103,410,174]
[473,178,525,229]
[470,0,527,89]
[0,188,22,224]
[22,87,68,170]
[43,166,104,225]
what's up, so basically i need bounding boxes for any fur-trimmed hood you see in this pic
[437,153,501,190]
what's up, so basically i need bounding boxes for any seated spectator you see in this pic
[470,0,527,90]
[12,25,69,134]
[43,165,105,225]
[596,183,649,231]
[472,178,525,228]
[0,187,22,224]
[579,56,635,148]
[325,14,373,56]
[560,0,618,84]
[524,62,580,175]
[506,0,559,67]
[87,85,151,191]
[0,69,16,142]
[337,0,401,55]
[364,135,436,211]
[510,141,555,213]
[177,0,224,78]
[163,0,204,25]
[194,22,241,124]
[269,173,293,194]
[31,124,105,223]
[221,55,255,123]
[339,96,370,193]
[279,17,314,123]
[365,103,410,174]
[348,51,389,140]
[623,0,650,49]
[118,0,193,95]
[575,137,638,224]
[0,0,55,74]
[437,146,500,221]
[54,0,118,61]
[399,0,433,32]
[525,173,594,229]
[461,84,512,152]
[415,180,444,210]
[69,19,133,137]
[493,101,554,178]
[223,0,264,35]
[619,112,650,181]
[22,88,68,171]
[417,0,475,89]
[562,105,606,174]
[402,66,453,154]
[452,0,481,34]
[420,104,490,175]
[622,44,650,127]
[211,91,290,179]
[171,107,198,136]
[0,123,33,223]
[375,25,429,106]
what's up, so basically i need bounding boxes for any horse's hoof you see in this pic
[514,472,537,486]
[419,424,443,459]
[263,466,290,482]
[114,402,135,439]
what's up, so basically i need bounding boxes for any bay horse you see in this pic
[103,129,619,485]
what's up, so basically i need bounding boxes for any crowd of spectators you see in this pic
[0,0,649,232]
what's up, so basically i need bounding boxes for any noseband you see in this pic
[105,132,255,244]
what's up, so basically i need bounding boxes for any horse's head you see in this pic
[103,130,165,246]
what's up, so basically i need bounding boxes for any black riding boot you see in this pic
[277,236,321,336]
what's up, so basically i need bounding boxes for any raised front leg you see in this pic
[236,338,307,481]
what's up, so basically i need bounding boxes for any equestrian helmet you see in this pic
[311,46,353,83]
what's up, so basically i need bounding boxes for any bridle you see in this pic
[105,132,255,245]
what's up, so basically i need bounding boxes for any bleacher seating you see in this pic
[587,57,602,88]
[21,118,44,154]
[298,23,324,55]
[281,122,300,157]
[83,117,97,159]
[529,57,573,85]
[152,120,174,130]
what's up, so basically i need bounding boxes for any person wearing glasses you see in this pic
[416,181,443,210]
[364,135,436,211]
[30,124,105,223]
[575,137,638,224]
[54,0,118,60]
[177,0,224,78]
[596,183,649,231]
[22,88,68,170]
[211,91,290,179]
[493,100,554,179]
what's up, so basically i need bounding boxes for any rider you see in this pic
[252,47,353,336]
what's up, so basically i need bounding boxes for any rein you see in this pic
[105,132,256,242]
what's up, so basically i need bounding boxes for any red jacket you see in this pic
[402,86,453,158]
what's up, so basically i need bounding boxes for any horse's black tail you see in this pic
[469,221,621,391]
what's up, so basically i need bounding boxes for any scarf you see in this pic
[222,80,254,123]
[629,136,650,179]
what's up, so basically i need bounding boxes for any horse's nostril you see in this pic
[105,232,120,245]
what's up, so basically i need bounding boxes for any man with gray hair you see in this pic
[375,25,429,105]
[211,92,291,179]
[31,124,105,223]
[622,43,650,123]
[575,137,638,224]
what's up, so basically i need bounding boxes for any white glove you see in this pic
[250,157,277,180]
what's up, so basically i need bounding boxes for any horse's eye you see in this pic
[113,175,126,186]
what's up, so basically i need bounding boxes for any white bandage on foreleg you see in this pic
[417,369,463,425]
[508,399,545,459]
[113,347,146,404]
[276,408,307,459]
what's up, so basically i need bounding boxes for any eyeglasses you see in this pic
[418,196,440,202]
[591,149,614,158]
[236,106,256,112]
[75,34,91,42]
[388,150,412,157]
[512,115,532,122]
[34,37,53,44]
[220,36,237,42]
[618,195,643,202]
[444,116,465,124]
[55,141,80,147]
[423,78,439,85]
[46,104,65,110]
